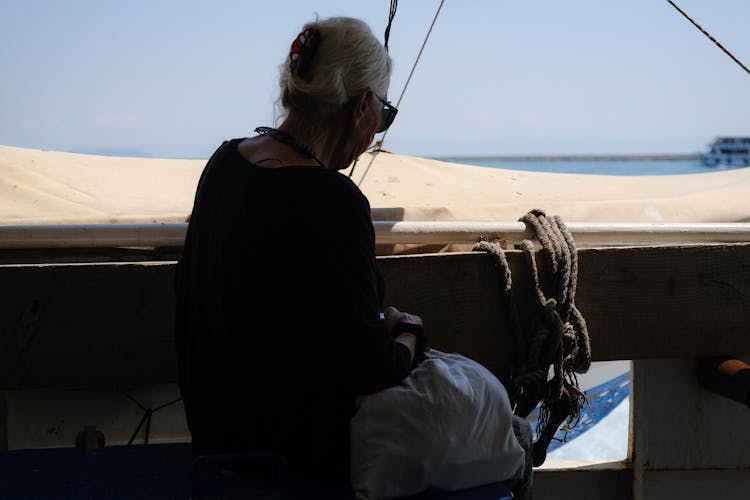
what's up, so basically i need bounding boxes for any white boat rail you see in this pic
[374,221,750,246]
[1,222,750,249]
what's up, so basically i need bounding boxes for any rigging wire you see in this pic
[384,0,398,52]
[666,0,750,76]
[355,0,446,187]
[356,0,750,185]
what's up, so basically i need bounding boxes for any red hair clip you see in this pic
[289,28,321,78]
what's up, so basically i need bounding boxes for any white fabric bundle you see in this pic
[350,349,525,500]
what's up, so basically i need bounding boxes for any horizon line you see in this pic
[432,153,700,162]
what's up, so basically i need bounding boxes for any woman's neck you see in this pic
[279,115,357,170]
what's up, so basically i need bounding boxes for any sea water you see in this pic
[446,158,748,176]
[543,362,631,463]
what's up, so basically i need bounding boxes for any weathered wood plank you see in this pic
[576,244,750,362]
[534,464,632,500]
[379,252,520,385]
[0,263,178,390]
[1,243,749,389]
[640,470,750,500]
[631,358,750,471]
[382,244,750,367]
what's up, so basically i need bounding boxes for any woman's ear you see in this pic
[352,89,374,126]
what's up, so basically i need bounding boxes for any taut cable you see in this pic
[356,0,446,187]
[666,0,750,76]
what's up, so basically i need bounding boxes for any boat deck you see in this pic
[0,444,518,499]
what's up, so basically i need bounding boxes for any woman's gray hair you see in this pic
[278,17,392,119]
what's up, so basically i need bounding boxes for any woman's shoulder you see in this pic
[200,138,246,166]
[204,137,371,211]
[216,137,247,156]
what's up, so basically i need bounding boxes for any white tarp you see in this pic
[2,144,749,225]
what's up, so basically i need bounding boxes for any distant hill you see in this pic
[68,148,154,158]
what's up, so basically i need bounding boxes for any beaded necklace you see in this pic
[254,127,327,169]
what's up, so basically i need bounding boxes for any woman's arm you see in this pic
[321,183,423,395]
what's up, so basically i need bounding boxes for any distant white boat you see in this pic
[699,136,750,166]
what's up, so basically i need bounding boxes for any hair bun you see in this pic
[289,28,322,79]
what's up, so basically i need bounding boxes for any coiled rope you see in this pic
[474,209,591,466]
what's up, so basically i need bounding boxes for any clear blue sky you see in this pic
[1,0,748,159]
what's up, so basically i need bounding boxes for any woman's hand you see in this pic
[383,305,423,333]
[383,306,426,367]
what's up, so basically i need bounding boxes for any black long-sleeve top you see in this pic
[174,138,412,484]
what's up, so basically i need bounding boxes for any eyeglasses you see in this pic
[376,95,398,133]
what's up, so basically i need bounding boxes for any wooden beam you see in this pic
[380,244,750,372]
[574,244,750,361]
[1,243,749,390]
[534,463,632,500]
[0,263,177,390]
